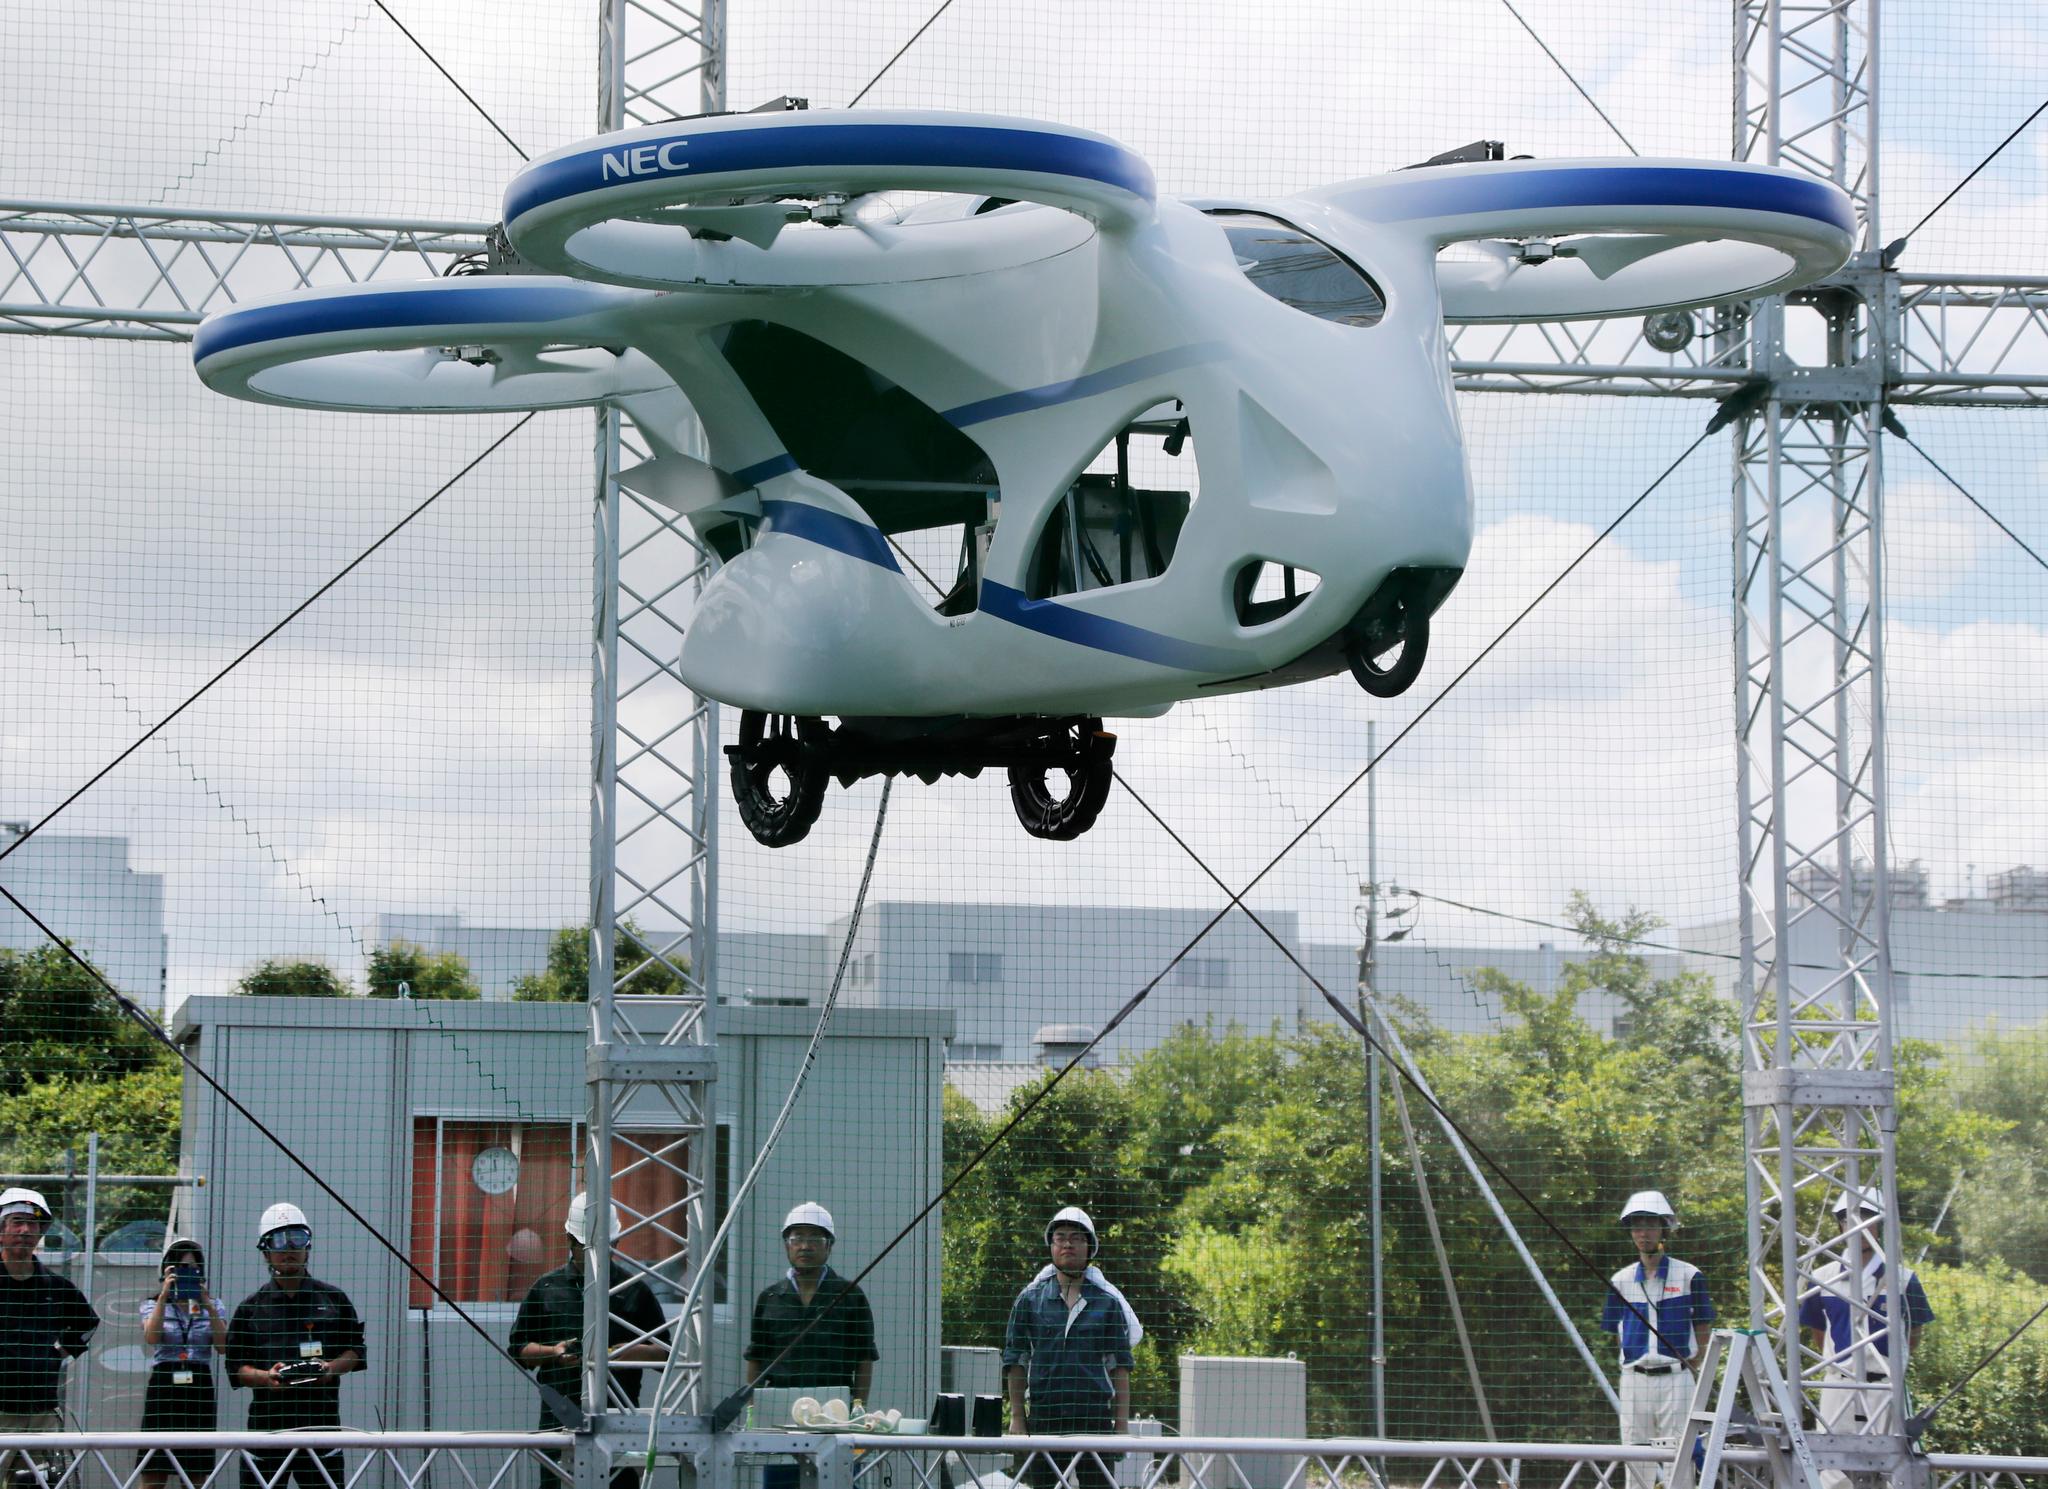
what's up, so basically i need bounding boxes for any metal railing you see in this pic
[0,1432,570,1489]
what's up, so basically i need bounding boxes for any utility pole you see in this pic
[1359,721,1388,1444]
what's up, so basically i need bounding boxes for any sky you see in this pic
[0,0,2042,1010]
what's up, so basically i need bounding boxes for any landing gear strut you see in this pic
[728,711,829,847]
[1007,721,1117,840]
[725,713,1118,848]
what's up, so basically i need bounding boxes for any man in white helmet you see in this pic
[743,1202,877,1402]
[224,1203,364,1489]
[1003,1207,1132,1489]
[510,1192,668,1486]
[1797,1186,1933,1474]
[1599,1190,1714,1489]
[0,1188,98,1482]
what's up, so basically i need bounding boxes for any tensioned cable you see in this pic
[370,0,529,162]
[0,879,580,1428]
[1403,884,2048,981]
[1886,98,2047,262]
[1495,0,1637,156]
[1909,1289,2048,1439]
[847,0,964,108]
[642,778,891,1460]
[1890,426,2048,575]
[690,422,1727,1422]
[0,414,535,871]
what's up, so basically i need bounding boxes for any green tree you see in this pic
[511,924,688,1001]
[1910,1260,2048,1456]
[236,959,350,997]
[366,940,482,1000]
[0,1064,181,1236]
[0,945,165,1095]
[1949,1021,2048,1280]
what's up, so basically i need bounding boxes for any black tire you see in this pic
[728,711,828,847]
[1347,611,1429,698]
[1008,726,1115,840]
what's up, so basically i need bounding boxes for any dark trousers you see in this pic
[240,1446,343,1489]
[1017,1414,1116,1489]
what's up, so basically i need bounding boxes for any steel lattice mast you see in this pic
[1730,0,1918,1475]
[582,1,726,1476]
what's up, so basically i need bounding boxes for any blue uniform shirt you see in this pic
[1602,1255,1714,1365]
[1797,1259,1933,1359]
[1002,1272,1133,1428]
[140,1296,216,1367]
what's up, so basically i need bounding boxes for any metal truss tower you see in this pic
[5,1,2048,1479]
[582,0,726,1474]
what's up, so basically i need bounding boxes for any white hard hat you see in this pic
[258,1202,311,1247]
[1832,1186,1884,1217]
[1046,1206,1098,1255]
[1619,1190,1680,1228]
[782,1203,836,1241]
[564,1192,625,1247]
[0,1188,51,1224]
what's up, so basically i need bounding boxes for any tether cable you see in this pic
[0,879,581,1428]
[1496,0,1637,156]
[847,0,964,108]
[693,420,1725,1426]
[370,0,529,162]
[1889,422,2048,575]
[1885,98,2047,264]
[0,414,535,871]
[644,778,891,1455]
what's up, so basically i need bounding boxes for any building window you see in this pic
[947,951,1003,985]
[408,1118,690,1307]
[1175,957,1230,988]
[948,1042,1004,1062]
[855,952,877,986]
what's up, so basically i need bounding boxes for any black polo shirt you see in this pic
[0,1261,98,1414]
[509,1260,667,1428]
[225,1276,364,1428]
[744,1268,877,1390]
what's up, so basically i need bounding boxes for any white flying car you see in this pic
[194,109,1853,845]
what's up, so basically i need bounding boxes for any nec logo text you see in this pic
[602,141,689,181]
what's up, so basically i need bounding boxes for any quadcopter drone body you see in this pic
[195,110,1853,845]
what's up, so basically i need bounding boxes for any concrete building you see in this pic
[0,825,166,1013]
[173,995,951,1434]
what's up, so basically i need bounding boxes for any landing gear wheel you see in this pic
[728,711,828,847]
[1008,723,1116,841]
[1347,611,1430,698]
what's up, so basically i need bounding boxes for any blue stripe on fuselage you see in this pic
[759,498,900,572]
[979,581,1250,674]
[940,343,1227,427]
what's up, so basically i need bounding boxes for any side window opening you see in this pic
[881,494,1000,614]
[1233,560,1322,627]
[1207,211,1386,327]
[714,320,1003,588]
[1026,407,1198,600]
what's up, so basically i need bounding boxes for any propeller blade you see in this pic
[641,201,806,249]
[1563,232,1702,281]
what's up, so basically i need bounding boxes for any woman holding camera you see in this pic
[139,1236,224,1489]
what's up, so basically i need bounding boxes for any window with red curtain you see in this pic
[408,1119,689,1306]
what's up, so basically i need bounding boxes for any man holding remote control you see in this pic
[226,1203,364,1489]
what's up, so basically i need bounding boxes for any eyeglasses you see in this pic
[259,1226,313,1252]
